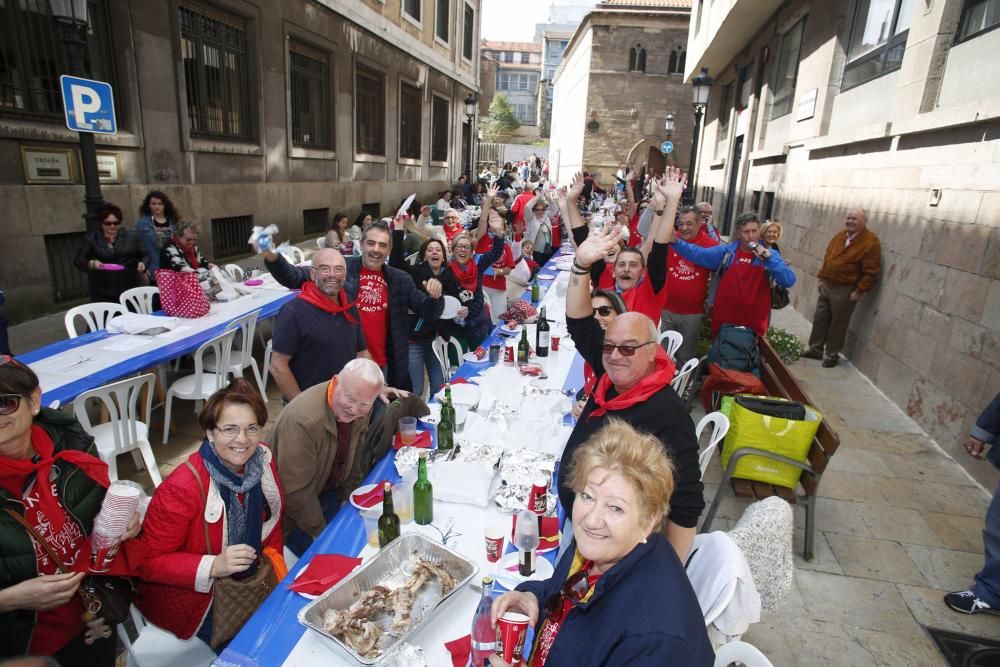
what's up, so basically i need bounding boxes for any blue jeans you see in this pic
[285,489,342,557]
[408,339,443,398]
[973,481,1000,606]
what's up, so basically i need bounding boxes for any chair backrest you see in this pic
[192,328,238,395]
[670,357,700,396]
[714,641,773,667]
[278,245,306,264]
[65,302,127,338]
[223,263,245,282]
[119,287,160,315]
[405,251,420,266]
[73,373,156,456]
[696,411,731,479]
[432,336,463,381]
[224,308,260,369]
[315,236,327,249]
[658,330,683,359]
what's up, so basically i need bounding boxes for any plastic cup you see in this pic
[393,482,414,524]
[551,335,561,351]
[454,404,469,433]
[489,344,501,364]
[361,508,381,548]
[496,612,530,663]
[398,416,417,445]
[484,525,505,563]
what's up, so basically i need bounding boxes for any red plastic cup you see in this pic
[496,612,530,663]
[484,525,505,563]
[504,344,515,365]
[551,335,561,351]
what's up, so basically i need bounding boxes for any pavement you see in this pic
[9,297,999,666]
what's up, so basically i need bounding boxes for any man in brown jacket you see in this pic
[269,358,384,556]
[803,208,881,367]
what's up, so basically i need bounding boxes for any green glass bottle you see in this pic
[517,327,531,365]
[531,276,540,303]
[438,385,455,451]
[413,452,433,525]
[377,481,400,548]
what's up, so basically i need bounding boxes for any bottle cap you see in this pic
[383,481,392,492]
[482,575,494,586]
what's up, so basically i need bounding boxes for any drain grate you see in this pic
[925,626,1000,667]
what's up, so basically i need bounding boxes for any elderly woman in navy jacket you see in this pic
[488,419,713,667]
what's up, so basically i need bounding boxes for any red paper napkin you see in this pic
[512,515,560,550]
[450,377,470,385]
[393,430,432,450]
[352,480,388,509]
[444,634,472,667]
[287,554,362,596]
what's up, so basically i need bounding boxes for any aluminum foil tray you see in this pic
[297,533,478,664]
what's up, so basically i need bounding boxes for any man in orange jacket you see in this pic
[802,208,881,367]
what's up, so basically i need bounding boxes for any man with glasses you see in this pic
[560,222,704,561]
[696,201,721,242]
[268,249,366,401]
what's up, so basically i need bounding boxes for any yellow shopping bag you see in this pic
[721,394,822,489]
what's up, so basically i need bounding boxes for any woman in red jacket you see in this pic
[136,379,283,651]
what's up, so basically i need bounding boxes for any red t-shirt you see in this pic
[710,249,771,337]
[477,235,514,291]
[511,192,535,226]
[358,268,389,366]
[664,230,718,315]
[595,265,667,324]
[627,211,642,248]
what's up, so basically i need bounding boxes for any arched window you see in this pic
[668,45,686,75]
[629,44,646,72]
[637,47,646,72]
[628,47,637,71]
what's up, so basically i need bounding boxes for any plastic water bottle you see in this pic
[471,576,496,664]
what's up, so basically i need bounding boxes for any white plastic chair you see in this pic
[658,329,683,360]
[73,373,161,487]
[315,236,327,249]
[120,287,160,314]
[261,339,273,391]
[405,252,420,266]
[432,336,463,381]
[203,309,266,396]
[671,357,700,397]
[223,263,245,282]
[162,328,238,444]
[714,640,773,667]
[118,604,218,667]
[277,245,306,264]
[696,411,731,479]
[65,302,126,338]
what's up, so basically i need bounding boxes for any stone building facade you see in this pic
[0,0,481,322]
[548,0,692,186]
[686,0,1000,487]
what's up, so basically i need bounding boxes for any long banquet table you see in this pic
[220,248,583,667]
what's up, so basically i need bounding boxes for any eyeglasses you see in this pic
[601,341,655,357]
[592,306,614,317]
[0,394,25,416]
[453,244,472,251]
[542,567,591,622]
[215,424,262,439]
[102,220,121,226]
[314,265,346,276]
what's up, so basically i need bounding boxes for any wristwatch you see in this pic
[654,209,665,216]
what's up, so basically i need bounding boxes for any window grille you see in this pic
[356,66,385,155]
[303,208,329,235]
[289,40,331,148]
[44,232,89,303]
[431,96,449,162]
[400,83,422,160]
[211,214,254,258]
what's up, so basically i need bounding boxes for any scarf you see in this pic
[297,281,358,324]
[172,236,201,269]
[199,439,266,575]
[0,424,110,542]
[588,346,676,419]
[449,258,479,292]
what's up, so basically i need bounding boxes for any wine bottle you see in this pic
[471,576,496,664]
[438,385,455,451]
[517,327,530,366]
[377,481,400,548]
[413,451,433,525]
[531,276,540,303]
[536,306,549,357]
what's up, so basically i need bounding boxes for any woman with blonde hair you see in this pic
[760,220,783,254]
[489,419,713,666]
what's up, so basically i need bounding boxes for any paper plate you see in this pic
[499,323,522,335]
[434,383,481,407]
[537,273,556,280]
[440,295,462,319]
[243,279,263,286]
[493,552,555,589]
[463,351,488,363]
[292,564,321,600]
[101,263,125,271]
[349,483,381,510]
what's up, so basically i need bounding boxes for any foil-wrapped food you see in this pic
[493,449,558,513]
[395,442,502,476]
[493,484,558,514]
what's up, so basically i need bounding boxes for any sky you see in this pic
[481,0,553,42]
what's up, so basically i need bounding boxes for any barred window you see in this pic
[289,40,331,148]
[356,66,385,155]
[0,0,117,122]
[431,96,449,162]
[399,83,422,160]
[180,0,252,140]
[463,5,474,59]
[436,0,449,42]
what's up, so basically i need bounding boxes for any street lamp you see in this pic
[50,0,104,235]
[686,67,714,204]
[664,112,675,139]
[464,92,478,179]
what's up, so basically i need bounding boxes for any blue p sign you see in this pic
[60,75,117,135]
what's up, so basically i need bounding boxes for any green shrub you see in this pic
[766,326,804,364]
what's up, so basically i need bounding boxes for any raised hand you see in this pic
[485,183,500,200]
[656,166,686,202]
[576,224,624,267]
[423,277,443,299]
[568,171,586,200]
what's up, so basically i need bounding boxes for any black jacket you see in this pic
[265,253,444,391]
[73,228,149,302]
[561,315,705,528]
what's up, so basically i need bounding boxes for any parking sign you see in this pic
[60,75,117,135]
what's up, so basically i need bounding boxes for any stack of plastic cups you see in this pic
[90,480,144,572]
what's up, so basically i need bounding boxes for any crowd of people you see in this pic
[2,157,908,666]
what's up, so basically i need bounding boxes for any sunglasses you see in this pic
[601,341,655,357]
[593,306,614,317]
[102,220,121,226]
[0,394,24,416]
[543,567,591,622]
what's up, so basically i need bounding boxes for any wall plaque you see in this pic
[21,147,75,184]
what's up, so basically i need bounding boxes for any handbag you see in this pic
[155,269,210,318]
[184,461,278,648]
[769,278,790,309]
[3,508,136,627]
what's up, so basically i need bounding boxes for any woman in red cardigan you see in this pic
[136,379,283,651]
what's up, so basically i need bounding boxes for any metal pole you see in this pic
[686,106,703,205]
[59,20,104,236]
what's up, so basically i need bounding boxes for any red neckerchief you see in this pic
[582,361,597,397]
[589,347,676,418]
[172,236,200,269]
[0,425,110,540]
[449,259,478,292]
[298,281,358,324]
